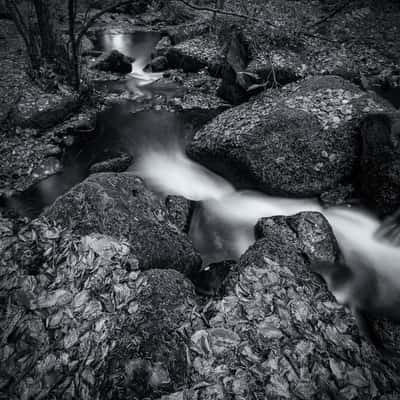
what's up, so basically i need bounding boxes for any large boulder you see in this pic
[188,75,394,197]
[93,49,133,74]
[15,94,81,129]
[357,112,400,215]
[0,226,201,399]
[41,173,201,274]
[159,212,400,399]
[165,36,219,72]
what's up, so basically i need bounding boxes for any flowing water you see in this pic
[3,32,400,299]
[92,32,181,98]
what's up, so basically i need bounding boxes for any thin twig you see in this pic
[176,0,340,43]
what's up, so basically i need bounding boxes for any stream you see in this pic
[4,32,400,291]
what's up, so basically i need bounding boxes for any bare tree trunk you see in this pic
[33,0,57,59]
[7,0,140,89]
[5,0,41,70]
[68,0,80,89]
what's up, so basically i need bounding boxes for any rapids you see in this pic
[134,142,400,286]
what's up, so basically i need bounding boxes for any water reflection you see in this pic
[4,108,214,218]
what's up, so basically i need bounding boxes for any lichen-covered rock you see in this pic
[357,112,400,215]
[93,50,133,74]
[188,75,393,196]
[41,173,202,274]
[166,36,219,73]
[0,224,201,399]
[254,211,341,264]
[166,212,400,399]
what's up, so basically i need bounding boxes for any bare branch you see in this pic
[176,0,278,28]
[176,0,339,43]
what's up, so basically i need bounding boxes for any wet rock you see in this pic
[93,50,133,74]
[41,173,202,274]
[150,56,169,72]
[188,75,393,197]
[176,212,400,398]
[165,195,193,233]
[89,152,133,174]
[357,112,400,215]
[0,225,201,400]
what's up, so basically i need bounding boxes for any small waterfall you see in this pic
[126,57,163,96]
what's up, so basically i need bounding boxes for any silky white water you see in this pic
[134,144,400,285]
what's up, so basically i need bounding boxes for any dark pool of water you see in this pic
[92,77,183,99]
[3,106,214,218]
[374,86,400,109]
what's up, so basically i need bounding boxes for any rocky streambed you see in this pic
[2,3,400,399]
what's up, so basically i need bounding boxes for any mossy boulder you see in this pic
[42,173,201,274]
[188,75,393,197]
